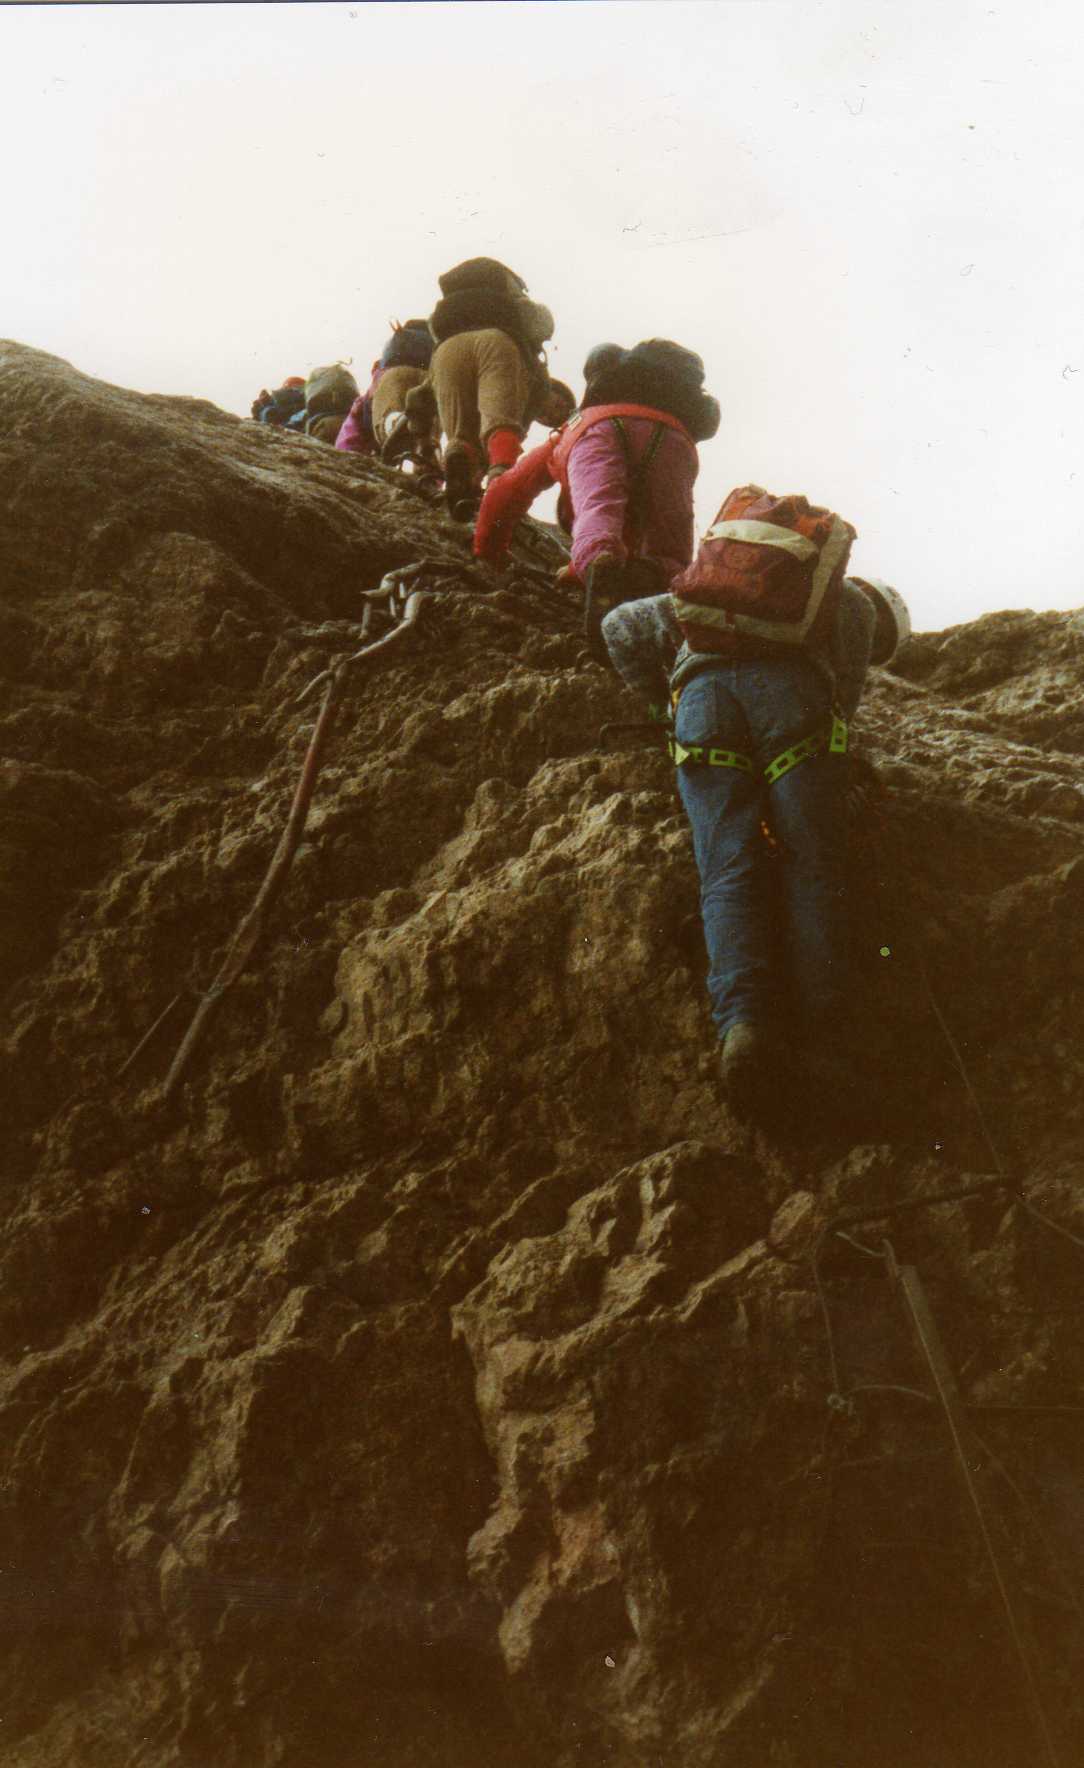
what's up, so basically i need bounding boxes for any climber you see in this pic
[599,495,910,1117]
[425,256,563,518]
[472,339,720,651]
[251,376,306,426]
[298,363,359,444]
[372,319,440,462]
[334,321,437,462]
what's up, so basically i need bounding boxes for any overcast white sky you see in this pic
[4,0,1082,630]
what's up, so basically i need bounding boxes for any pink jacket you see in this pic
[473,403,698,583]
[334,363,382,455]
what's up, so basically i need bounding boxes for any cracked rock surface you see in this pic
[1,342,1083,1767]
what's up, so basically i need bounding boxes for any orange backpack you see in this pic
[671,484,856,656]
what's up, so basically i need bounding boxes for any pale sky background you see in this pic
[4,0,1082,631]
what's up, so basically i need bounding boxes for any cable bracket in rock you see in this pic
[160,661,348,1102]
[294,557,491,706]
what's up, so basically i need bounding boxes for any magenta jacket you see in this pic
[474,404,698,584]
[334,363,382,455]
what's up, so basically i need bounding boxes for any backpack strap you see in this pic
[609,416,666,548]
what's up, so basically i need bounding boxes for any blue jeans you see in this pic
[674,659,849,1041]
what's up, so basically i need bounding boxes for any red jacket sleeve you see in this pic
[472,439,559,563]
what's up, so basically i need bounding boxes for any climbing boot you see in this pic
[582,557,625,660]
[410,435,442,478]
[583,556,669,661]
[617,556,669,602]
[443,449,479,522]
[380,413,413,464]
[719,1022,773,1119]
[413,469,445,503]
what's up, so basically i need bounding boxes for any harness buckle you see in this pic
[669,735,753,771]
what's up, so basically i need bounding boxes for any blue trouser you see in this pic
[674,659,848,1041]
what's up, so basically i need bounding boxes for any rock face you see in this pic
[1,340,1082,1768]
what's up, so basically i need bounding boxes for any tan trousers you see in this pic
[372,365,431,446]
[430,329,529,461]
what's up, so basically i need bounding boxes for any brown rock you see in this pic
[0,344,1081,1767]
[768,1189,822,1256]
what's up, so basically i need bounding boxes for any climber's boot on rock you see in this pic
[719,1021,774,1119]
[582,557,626,661]
[583,556,669,662]
[380,412,413,464]
[615,556,669,602]
[444,447,480,522]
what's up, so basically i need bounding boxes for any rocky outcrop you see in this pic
[1,341,1082,1767]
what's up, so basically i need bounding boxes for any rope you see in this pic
[161,660,348,1102]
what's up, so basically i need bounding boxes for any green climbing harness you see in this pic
[668,739,754,772]
[667,712,848,784]
[762,712,848,783]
